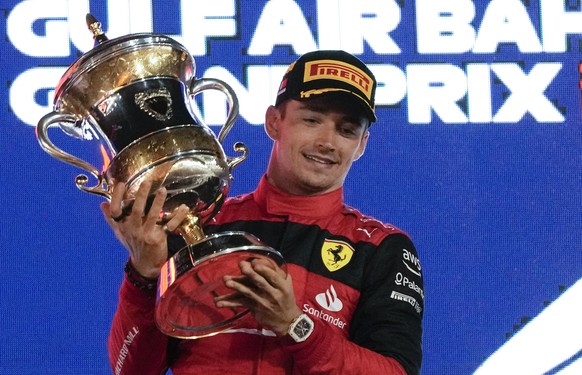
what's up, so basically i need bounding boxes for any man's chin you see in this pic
[296,176,338,196]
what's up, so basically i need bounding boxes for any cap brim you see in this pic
[295,89,376,123]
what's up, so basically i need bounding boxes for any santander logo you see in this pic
[315,285,344,312]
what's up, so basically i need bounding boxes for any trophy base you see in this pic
[155,231,285,339]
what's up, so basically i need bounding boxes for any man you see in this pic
[102,50,424,374]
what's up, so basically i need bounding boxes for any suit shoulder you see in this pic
[341,204,409,245]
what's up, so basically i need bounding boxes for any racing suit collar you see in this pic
[254,175,344,217]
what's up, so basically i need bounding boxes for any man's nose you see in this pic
[315,124,336,151]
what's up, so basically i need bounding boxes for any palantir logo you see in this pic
[315,285,343,312]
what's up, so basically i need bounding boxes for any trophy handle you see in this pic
[189,77,239,144]
[228,142,248,170]
[188,78,248,170]
[37,111,111,199]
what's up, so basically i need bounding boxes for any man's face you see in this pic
[265,97,370,196]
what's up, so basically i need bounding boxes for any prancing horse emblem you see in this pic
[328,245,346,264]
[321,239,354,272]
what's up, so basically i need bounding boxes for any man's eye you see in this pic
[341,127,357,136]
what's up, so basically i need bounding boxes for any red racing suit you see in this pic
[109,176,424,374]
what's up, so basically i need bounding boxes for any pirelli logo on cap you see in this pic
[303,59,373,100]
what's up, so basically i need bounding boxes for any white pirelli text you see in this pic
[391,291,422,314]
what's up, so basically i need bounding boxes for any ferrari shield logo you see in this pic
[322,239,354,272]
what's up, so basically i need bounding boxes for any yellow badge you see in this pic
[321,239,354,272]
[303,59,374,99]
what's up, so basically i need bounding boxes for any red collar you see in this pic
[253,176,344,218]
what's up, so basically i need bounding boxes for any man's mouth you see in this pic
[304,153,337,165]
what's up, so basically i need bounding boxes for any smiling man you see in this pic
[104,50,424,375]
[264,97,369,196]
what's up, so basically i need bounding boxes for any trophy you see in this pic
[36,15,285,339]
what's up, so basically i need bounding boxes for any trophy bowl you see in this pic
[156,231,287,339]
[36,22,284,339]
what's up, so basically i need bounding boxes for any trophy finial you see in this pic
[86,13,108,45]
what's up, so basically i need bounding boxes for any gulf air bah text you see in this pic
[7,0,576,126]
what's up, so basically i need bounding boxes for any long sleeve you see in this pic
[108,276,169,375]
[352,234,423,374]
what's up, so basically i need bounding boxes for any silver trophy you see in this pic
[36,15,284,339]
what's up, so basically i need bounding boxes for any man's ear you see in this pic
[353,130,369,161]
[264,105,280,141]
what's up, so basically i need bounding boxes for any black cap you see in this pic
[275,50,377,123]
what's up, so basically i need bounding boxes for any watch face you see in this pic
[288,314,314,342]
[294,318,312,338]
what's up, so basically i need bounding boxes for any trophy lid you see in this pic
[54,32,195,115]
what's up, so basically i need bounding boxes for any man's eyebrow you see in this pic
[299,101,367,127]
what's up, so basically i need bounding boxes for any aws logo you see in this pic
[402,248,422,277]
[321,239,354,272]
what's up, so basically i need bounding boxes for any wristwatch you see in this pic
[287,313,314,342]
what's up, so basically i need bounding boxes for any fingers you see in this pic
[106,180,192,236]
[214,294,250,309]
[243,258,286,289]
[218,259,285,302]
[109,180,170,225]
[130,179,152,222]
[102,180,183,279]
[214,272,254,308]
[163,204,190,232]
[109,183,127,221]
[215,258,298,335]
[144,186,167,229]
[240,259,278,291]
[215,279,253,309]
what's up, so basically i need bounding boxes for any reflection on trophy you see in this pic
[36,15,285,339]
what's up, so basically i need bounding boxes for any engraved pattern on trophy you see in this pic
[36,14,285,340]
[135,87,174,121]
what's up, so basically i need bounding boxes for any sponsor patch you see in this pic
[303,303,347,330]
[395,272,425,300]
[391,291,422,314]
[315,285,344,312]
[303,59,373,99]
[321,239,354,272]
[402,248,422,277]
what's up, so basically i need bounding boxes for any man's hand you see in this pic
[100,180,190,278]
[215,258,302,336]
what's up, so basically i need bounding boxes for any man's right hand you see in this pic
[100,180,190,278]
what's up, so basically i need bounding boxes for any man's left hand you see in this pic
[215,258,302,336]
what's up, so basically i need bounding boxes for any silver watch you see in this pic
[287,313,314,342]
